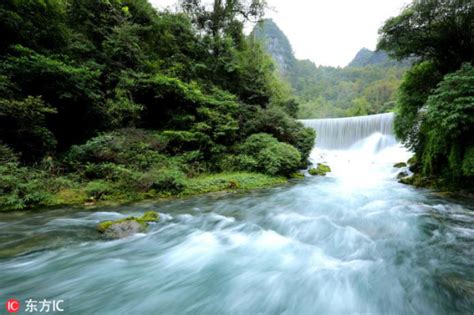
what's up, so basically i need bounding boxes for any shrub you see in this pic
[0,95,57,161]
[462,146,474,177]
[0,162,52,210]
[141,167,186,194]
[84,180,114,200]
[64,129,168,170]
[237,133,302,176]
[0,144,18,163]
[240,106,315,162]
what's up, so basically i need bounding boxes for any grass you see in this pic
[0,172,289,212]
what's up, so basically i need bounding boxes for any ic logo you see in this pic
[6,299,20,313]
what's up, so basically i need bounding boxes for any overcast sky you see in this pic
[149,0,410,67]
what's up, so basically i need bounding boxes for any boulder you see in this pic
[393,162,407,168]
[397,171,409,180]
[97,211,159,239]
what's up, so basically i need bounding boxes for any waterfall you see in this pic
[300,113,396,150]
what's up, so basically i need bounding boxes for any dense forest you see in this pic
[252,19,410,118]
[0,0,315,210]
[378,0,473,191]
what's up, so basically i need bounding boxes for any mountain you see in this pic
[251,19,296,74]
[347,48,410,68]
[251,19,409,119]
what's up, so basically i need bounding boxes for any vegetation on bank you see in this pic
[0,0,315,211]
[378,0,473,192]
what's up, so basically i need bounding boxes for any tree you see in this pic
[421,63,474,180]
[378,0,474,74]
[379,0,474,189]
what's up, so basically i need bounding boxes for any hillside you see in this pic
[252,19,409,118]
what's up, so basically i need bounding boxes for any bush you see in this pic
[64,129,168,170]
[237,133,302,176]
[257,142,302,176]
[0,95,57,161]
[141,167,186,194]
[0,144,18,163]
[462,146,474,177]
[240,106,315,163]
[84,180,114,201]
[0,162,52,210]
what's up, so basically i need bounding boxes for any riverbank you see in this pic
[0,171,289,212]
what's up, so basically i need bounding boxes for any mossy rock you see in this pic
[97,211,159,238]
[398,175,433,188]
[407,156,417,165]
[397,171,409,180]
[309,164,331,176]
[393,162,407,168]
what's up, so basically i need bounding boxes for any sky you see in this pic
[149,0,410,67]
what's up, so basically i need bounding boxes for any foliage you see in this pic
[183,172,286,195]
[379,0,474,190]
[420,64,474,183]
[0,0,317,210]
[378,0,473,74]
[235,133,302,176]
[308,164,331,176]
[393,61,442,151]
[0,95,57,161]
[239,106,315,162]
[0,162,52,210]
[144,167,186,195]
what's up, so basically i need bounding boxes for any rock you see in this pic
[407,156,417,165]
[398,174,433,188]
[97,211,159,239]
[399,176,414,185]
[103,220,146,239]
[393,162,407,168]
[309,163,331,176]
[397,171,409,180]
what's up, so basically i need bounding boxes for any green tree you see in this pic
[379,0,474,189]
[378,0,473,73]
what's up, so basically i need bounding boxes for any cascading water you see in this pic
[300,112,397,151]
[0,115,473,314]
[301,113,411,180]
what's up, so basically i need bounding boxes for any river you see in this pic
[0,114,473,314]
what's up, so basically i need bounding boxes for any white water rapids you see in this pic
[0,113,473,314]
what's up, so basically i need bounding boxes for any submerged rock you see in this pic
[393,162,407,168]
[309,164,332,176]
[97,211,159,239]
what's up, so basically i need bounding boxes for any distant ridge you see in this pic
[347,48,410,68]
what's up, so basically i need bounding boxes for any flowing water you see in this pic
[1,114,474,314]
